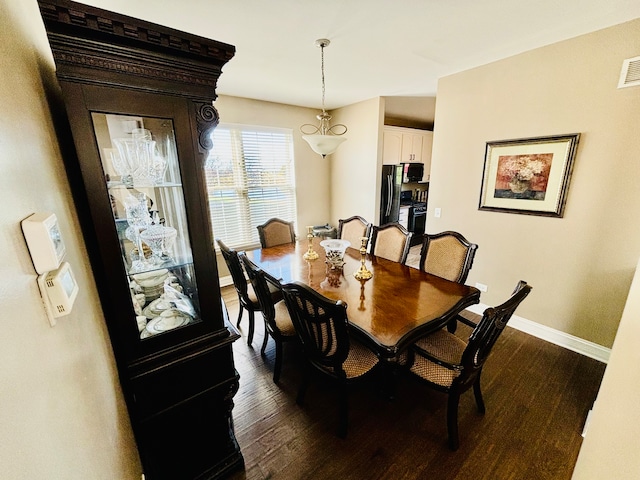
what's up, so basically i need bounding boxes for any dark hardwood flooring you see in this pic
[222,286,605,480]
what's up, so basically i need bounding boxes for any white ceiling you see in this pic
[74,0,640,110]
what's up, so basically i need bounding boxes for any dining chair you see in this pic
[405,280,532,450]
[419,231,478,284]
[239,252,297,384]
[216,238,261,346]
[281,281,381,438]
[419,231,478,333]
[370,222,413,263]
[256,218,296,248]
[337,215,372,250]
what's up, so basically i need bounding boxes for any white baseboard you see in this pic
[218,278,611,364]
[465,304,611,364]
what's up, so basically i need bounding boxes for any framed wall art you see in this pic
[478,133,580,217]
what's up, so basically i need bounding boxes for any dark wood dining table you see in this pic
[245,241,481,362]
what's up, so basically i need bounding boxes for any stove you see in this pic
[412,202,427,213]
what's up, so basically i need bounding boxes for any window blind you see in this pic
[205,124,297,250]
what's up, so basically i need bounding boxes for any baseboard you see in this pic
[465,304,611,364]
[219,275,234,288]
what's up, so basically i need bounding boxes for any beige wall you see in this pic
[384,95,436,129]
[572,259,640,478]
[430,18,640,347]
[330,97,384,228]
[0,1,141,478]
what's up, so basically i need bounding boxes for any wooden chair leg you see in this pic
[447,392,461,451]
[473,376,486,414]
[236,304,244,328]
[260,323,270,355]
[272,340,282,384]
[247,309,255,346]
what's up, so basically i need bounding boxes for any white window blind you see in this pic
[205,124,297,250]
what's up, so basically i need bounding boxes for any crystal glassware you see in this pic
[140,225,178,264]
[124,193,152,272]
[113,128,167,186]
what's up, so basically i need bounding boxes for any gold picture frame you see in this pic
[478,133,580,217]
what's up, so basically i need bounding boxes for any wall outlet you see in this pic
[434,207,441,218]
[475,282,488,292]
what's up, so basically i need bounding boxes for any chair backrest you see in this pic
[281,281,351,377]
[370,222,413,263]
[257,218,296,248]
[459,281,532,387]
[216,238,251,302]
[337,216,372,250]
[419,231,478,283]
[239,252,282,333]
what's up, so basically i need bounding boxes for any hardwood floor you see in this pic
[222,285,605,480]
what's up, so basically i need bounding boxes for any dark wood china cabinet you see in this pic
[38,1,243,478]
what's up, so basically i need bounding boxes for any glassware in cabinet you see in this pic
[93,112,202,339]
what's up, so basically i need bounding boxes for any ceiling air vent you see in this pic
[618,55,640,88]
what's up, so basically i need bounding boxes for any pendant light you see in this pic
[300,39,347,158]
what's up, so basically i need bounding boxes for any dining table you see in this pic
[244,240,481,362]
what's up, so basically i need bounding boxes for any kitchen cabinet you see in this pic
[398,205,410,230]
[382,126,433,181]
[38,1,243,479]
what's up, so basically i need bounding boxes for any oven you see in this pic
[409,202,426,240]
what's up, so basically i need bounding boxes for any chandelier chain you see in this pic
[320,43,326,113]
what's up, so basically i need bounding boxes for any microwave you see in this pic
[402,163,424,183]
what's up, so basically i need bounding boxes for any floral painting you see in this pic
[479,134,580,217]
[494,153,553,200]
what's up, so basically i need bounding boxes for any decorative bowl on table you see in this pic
[320,239,350,268]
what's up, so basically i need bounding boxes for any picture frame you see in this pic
[478,133,580,217]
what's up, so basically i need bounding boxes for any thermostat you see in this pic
[37,261,79,326]
[21,212,66,274]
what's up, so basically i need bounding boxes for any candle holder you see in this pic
[303,225,319,260]
[354,236,372,280]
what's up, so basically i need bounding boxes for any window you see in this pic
[205,124,297,250]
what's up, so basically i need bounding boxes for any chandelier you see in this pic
[300,39,347,158]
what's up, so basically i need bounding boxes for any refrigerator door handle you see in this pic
[386,174,392,217]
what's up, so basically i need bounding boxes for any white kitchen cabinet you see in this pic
[398,205,410,229]
[382,126,433,181]
[382,128,403,165]
[421,131,433,181]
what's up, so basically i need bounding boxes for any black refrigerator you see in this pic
[380,165,403,225]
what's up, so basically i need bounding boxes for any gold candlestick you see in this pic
[303,225,319,260]
[354,236,372,280]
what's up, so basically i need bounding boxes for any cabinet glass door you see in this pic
[92,113,202,339]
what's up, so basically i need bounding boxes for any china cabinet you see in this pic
[38,1,242,479]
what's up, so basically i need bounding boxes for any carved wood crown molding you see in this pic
[38,1,235,65]
[51,48,219,89]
